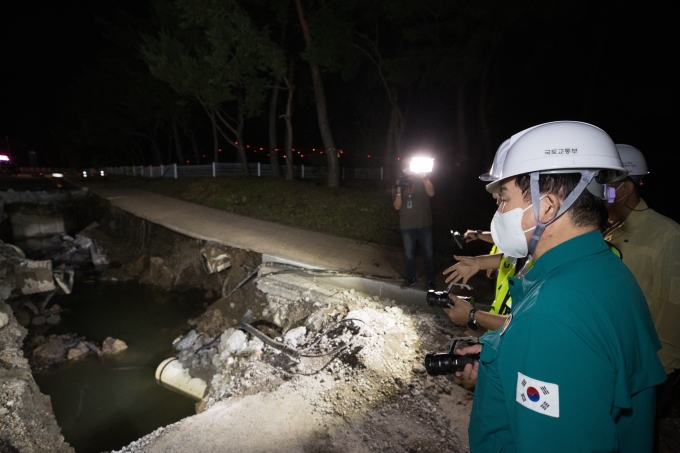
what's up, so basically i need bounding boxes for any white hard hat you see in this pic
[616,144,648,177]
[479,139,510,182]
[486,121,626,193]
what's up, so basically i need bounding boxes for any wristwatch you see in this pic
[467,308,480,331]
[475,229,483,239]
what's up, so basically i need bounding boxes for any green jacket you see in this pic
[469,231,665,453]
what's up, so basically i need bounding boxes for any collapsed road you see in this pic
[4,180,676,452]
[0,179,480,453]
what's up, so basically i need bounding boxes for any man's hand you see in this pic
[443,295,473,326]
[454,344,482,380]
[463,230,481,243]
[443,255,480,285]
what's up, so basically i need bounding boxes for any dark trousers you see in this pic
[654,369,680,452]
[401,225,435,283]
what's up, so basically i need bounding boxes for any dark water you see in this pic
[33,281,206,453]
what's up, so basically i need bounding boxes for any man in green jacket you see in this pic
[457,121,666,453]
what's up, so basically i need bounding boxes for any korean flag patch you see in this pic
[516,372,560,418]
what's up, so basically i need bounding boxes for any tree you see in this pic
[293,0,341,187]
[141,0,285,174]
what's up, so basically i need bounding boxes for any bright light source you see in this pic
[410,157,434,173]
[0,155,9,162]
[52,173,63,178]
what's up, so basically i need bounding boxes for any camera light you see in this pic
[410,157,434,173]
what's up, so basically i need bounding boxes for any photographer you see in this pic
[393,157,436,289]
[457,121,665,453]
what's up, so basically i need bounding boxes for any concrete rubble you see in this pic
[116,266,474,452]
[0,294,74,452]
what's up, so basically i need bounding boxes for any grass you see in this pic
[110,176,403,247]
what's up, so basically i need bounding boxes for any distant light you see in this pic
[367,155,371,158]
[100,170,104,176]
[260,148,264,151]
[235,141,238,145]
[246,145,250,148]
[320,151,323,154]
[267,154,270,156]
[0,155,9,162]
[292,148,295,151]
[301,154,304,158]
[397,157,400,160]
[83,171,88,177]
[339,150,344,154]
[186,160,190,163]
[410,157,434,173]
[283,155,286,159]
[52,173,64,178]
[312,148,315,151]
[218,148,222,153]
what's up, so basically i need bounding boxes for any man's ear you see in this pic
[618,180,635,198]
[539,193,560,223]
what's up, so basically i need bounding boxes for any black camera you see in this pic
[424,337,480,376]
[397,176,412,189]
[426,290,474,308]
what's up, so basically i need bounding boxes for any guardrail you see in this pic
[104,163,385,180]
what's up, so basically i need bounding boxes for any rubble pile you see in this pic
[25,333,127,371]
[149,267,471,452]
[0,298,74,452]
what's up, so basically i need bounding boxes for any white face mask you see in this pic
[490,197,545,258]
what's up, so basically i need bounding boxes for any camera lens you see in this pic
[424,352,478,376]
[424,352,456,376]
[426,290,451,308]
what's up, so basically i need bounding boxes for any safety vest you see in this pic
[488,245,531,317]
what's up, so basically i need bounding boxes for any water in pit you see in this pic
[33,281,207,453]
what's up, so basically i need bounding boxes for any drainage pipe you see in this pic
[155,357,207,401]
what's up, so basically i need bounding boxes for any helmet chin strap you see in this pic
[527,170,597,257]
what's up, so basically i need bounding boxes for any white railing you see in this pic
[104,163,384,180]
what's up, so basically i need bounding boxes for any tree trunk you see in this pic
[384,86,404,186]
[293,0,339,187]
[268,84,281,178]
[211,114,219,164]
[284,69,295,180]
[235,97,249,176]
[182,123,200,164]
[172,119,183,164]
[151,123,162,165]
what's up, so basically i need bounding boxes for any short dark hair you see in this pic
[515,173,608,229]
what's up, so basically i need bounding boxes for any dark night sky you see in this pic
[1,1,678,218]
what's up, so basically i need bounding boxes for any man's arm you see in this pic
[464,229,495,244]
[444,296,508,331]
[393,185,403,210]
[423,175,435,196]
[501,314,622,453]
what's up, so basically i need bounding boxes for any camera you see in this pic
[424,337,480,376]
[397,176,412,189]
[426,290,474,308]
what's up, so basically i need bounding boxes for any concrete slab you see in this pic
[87,186,403,279]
